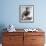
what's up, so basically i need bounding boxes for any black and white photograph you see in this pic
[19,5,34,22]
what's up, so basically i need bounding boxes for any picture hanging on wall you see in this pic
[19,5,34,23]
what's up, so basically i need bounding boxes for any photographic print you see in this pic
[19,5,34,23]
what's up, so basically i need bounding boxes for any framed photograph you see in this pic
[19,5,34,23]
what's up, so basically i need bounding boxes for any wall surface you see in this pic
[0,0,46,29]
[0,0,46,43]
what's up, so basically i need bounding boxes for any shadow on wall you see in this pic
[0,24,7,43]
